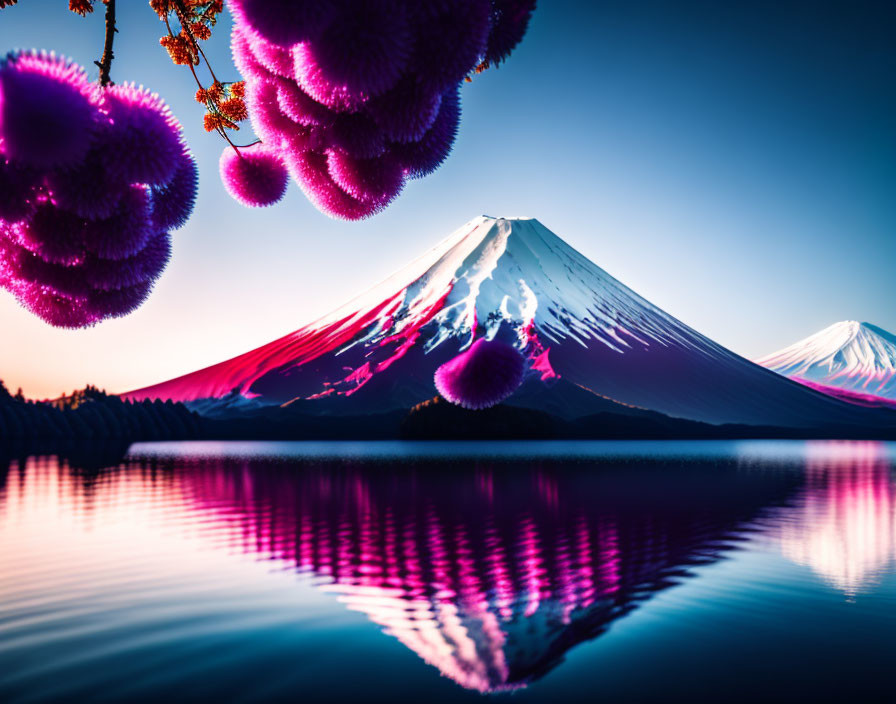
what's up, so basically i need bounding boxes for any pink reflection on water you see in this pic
[780,441,896,596]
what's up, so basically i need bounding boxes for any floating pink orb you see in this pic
[219,144,289,208]
[434,338,526,410]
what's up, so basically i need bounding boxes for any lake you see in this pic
[2,440,895,703]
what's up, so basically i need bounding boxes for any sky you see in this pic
[0,0,893,399]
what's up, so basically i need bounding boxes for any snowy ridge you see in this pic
[757,321,896,400]
[125,217,893,428]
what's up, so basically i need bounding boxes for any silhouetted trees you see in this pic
[0,382,202,450]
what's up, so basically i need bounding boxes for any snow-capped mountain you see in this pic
[125,216,890,428]
[757,321,896,401]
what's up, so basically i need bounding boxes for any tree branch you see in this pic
[95,0,117,87]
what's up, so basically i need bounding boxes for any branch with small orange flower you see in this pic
[152,0,252,156]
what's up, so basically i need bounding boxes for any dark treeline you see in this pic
[0,380,202,453]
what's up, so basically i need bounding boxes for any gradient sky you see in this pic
[0,0,893,399]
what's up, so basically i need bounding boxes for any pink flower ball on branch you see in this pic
[230,0,336,48]
[394,86,461,179]
[413,0,492,92]
[486,0,537,64]
[286,150,379,220]
[17,203,87,266]
[150,150,198,232]
[220,144,289,208]
[0,52,97,169]
[434,338,526,410]
[297,0,413,98]
[366,76,443,143]
[326,149,404,206]
[84,185,154,260]
[100,84,185,187]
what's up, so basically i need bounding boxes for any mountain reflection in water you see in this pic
[1,441,895,701]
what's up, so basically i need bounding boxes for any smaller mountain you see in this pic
[757,321,896,401]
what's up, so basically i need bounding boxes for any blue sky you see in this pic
[0,0,893,398]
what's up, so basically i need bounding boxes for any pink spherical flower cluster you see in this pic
[0,52,197,328]
[435,338,526,410]
[228,0,536,219]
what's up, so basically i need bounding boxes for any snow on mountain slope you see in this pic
[757,321,896,401]
[124,216,891,428]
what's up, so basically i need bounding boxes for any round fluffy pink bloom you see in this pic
[246,32,297,80]
[486,0,537,64]
[220,144,289,208]
[230,0,336,48]
[326,149,404,205]
[0,159,40,223]
[231,23,275,81]
[394,86,461,179]
[85,231,171,291]
[83,185,154,260]
[326,112,386,159]
[0,55,194,328]
[99,84,185,187]
[413,0,492,92]
[293,43,370,112]
[434,338,526,410]
[285,149,380,220]
[46,145,128,220]
[276,77,332,127]
[6,278,96,328]
[366,75,443,143]
[17,202,87,265]
[0,52,98,169]
[87,278,154,321]
[296,0,412,98]
[245,77,304,147]
[150,149,198,232]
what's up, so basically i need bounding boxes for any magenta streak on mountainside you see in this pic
[124,216,894,428]
[790,378,896,410]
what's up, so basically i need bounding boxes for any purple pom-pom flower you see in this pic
[0,52,97,169]
[297,0,412,98]
[231,0,336,48]
[434,338,526,409]
[100,84,185,187]
[220,144,289,208]
[486,0,537,64]
[413,0,492,92]
[394,86,461,179]
[366,75,443,143]
[150,149,198,232]
[326,149,404,205]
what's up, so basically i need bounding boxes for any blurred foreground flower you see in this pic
[0,52,197,328]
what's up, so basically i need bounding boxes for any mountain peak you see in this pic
[757,321,896,399]
[125,215,891,428]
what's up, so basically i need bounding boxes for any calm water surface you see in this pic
[1,440,895,703]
